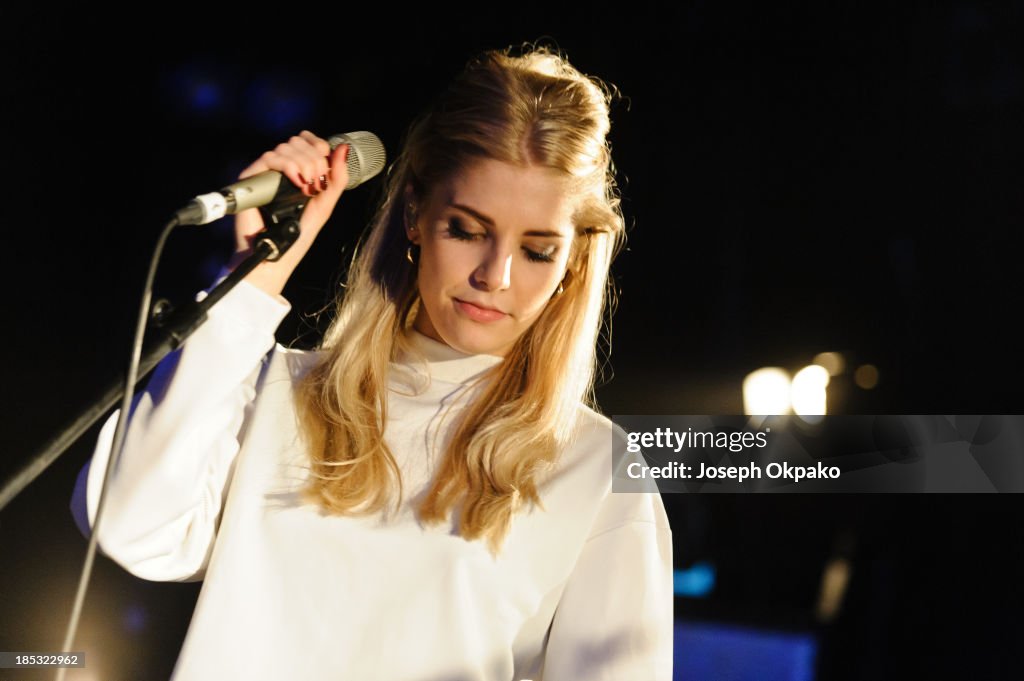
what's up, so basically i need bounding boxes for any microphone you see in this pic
[174,131,386,226]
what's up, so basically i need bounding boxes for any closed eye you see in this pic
[446,217,483,241]
[446,216,558,264]
[524,246,557,263]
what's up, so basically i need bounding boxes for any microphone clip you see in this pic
[254,199,305,261]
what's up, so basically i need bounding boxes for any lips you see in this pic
[454,298,508,322]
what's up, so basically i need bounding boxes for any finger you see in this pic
[327,144,350,193]
[269,145,324,197]
[298,130,331,158]
[309,144,349,204]
[276,141,320,196]
[286,134,333,195]
[238,133,330,190]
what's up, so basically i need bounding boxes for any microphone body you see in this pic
[175,131,385,226]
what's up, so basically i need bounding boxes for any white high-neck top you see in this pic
[73,280,673,680]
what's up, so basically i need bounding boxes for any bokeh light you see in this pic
[743,367,792,415]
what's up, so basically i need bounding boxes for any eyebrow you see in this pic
[450,202,569,238]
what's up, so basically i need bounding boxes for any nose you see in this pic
[472,243,512,292]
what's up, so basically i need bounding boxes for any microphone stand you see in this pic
[0,202,303,512]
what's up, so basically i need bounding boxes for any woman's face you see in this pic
[408,158,576,357]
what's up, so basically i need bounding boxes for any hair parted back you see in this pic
[295,43,625,553]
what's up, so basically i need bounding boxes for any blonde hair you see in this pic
[295,44,625,553]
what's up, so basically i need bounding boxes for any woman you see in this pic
[74,46,673,680]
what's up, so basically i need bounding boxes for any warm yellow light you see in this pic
[854,364,880,389]
[792,364,829,421]
[812,351,845,376]
[816,557,852,623]
[57,656,102,681]
[743,367,792,415]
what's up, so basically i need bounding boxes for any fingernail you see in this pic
[319,175,328,191]
[342,144,350,162]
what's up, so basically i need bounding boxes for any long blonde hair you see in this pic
[296,45,625,552]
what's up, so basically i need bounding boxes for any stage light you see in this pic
[812,351,845,376]
[854,364,879,389]
[674,563,716,598]
[161,63,231,120]
[792,365,829,422]
[743,368,792,415]
[815,557,852,623]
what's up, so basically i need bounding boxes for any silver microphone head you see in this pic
[328,131,386,190]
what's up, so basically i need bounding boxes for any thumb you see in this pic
[325,144,351,200]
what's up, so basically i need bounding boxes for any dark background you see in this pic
[2,3,1022,679]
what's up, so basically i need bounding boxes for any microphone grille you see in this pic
[328,131,387,190]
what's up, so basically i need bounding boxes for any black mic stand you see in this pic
[0,201,303,512]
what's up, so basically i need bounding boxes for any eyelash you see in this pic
[445,217,557,263]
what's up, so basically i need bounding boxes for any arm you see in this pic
[542,491,674,680]
[70,131,349,581]
[70,281,290,581]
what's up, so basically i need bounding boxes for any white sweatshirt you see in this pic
[72,280,673,681]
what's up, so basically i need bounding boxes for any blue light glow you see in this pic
[674,562,716,597]
[675,621,817,681]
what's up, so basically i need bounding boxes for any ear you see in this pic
[403,183,421,244]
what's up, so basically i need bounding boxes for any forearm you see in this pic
[226,237,314,299]
[74,280,290,580]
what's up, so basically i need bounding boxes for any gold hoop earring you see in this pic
[556,280,565,295]
[406,245,417,264]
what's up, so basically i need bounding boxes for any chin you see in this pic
[441,320,515,357]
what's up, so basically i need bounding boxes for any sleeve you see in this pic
[69,279,291,582]
[541,482,674,679]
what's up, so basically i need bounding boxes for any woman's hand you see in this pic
[228,130,351,297]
